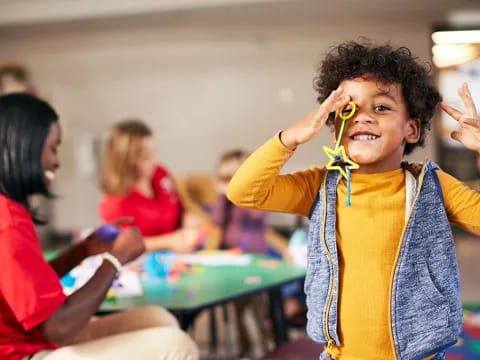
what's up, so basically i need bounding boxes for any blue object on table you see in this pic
[144,251,174,279]
[61,273,76,288]
[94,225,120,243]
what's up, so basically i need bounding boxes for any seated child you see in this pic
[211,149,301,357]
[211,150,289,255]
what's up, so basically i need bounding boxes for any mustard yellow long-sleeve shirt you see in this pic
[227,134,480,360]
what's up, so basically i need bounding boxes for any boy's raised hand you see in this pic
[280,87,350,150]
[440,83,480,152]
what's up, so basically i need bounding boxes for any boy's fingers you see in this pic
[461,117,480,132]
[460,83,477,117]
[312,92,339,123]
[440,102,462,121]
[335,95,352,113]
[463,83,477,116]
[311,107,328,127]
[323,87,345,109]
[311,87,347,127]
[331,91,349,112]
[450,130,462,143]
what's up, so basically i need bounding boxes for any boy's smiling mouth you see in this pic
[349,131,380,142]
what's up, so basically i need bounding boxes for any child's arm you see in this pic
[228,87,350,216]
[440,83,480,233]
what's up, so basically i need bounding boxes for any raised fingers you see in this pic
[461,117,480,132]
[311,88,341,125]
[440,102,463,122]
[458,83,477,117]
[450,130,462,143]
[327,87,350,113]
[309,87,351,132]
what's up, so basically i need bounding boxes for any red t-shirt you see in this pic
[100,165,183,236]
[0,194,67,360]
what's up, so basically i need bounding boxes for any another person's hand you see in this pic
[110,227,145,265]
[182,212,203,229]
[280,87,350,150]
[440,83,480,152]
[169,229,199,253]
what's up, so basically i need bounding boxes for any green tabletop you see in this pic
[43,249,61,262]
[100,254,306,313]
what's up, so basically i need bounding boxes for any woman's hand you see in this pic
[440,83,480,152]
[83,217,133,257]
[110,227,145,265]
[280,87,350,150]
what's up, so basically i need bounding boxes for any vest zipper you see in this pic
[321,174,336,348]
[388,164,426,360]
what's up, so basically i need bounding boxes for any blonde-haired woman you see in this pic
[100,119,199,252]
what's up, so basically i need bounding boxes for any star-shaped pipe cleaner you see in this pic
[323,145,359,179]
[323,101,359,206]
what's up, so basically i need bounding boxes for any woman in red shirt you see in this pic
[99,120,200,252]
[0,94,198,360]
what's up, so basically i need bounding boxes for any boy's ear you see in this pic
[405,118,421,144]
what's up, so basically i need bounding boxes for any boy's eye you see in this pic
[374,104,390,112]
[341,107,353,114]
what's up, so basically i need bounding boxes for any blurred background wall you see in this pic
[0,0,478,232]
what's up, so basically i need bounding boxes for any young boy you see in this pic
[227,41,480,360]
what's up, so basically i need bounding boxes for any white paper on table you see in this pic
[62,255,143,297]
[172,253,252,266]
[112,270,143,297]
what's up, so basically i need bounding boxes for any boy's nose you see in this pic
[353,113,375,124]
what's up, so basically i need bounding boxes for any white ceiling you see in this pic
[0,0,278,26]
[0,0,478,29]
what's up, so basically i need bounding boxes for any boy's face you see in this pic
[335,77,420,174]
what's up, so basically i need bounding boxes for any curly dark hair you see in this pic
[314,40,441,155]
